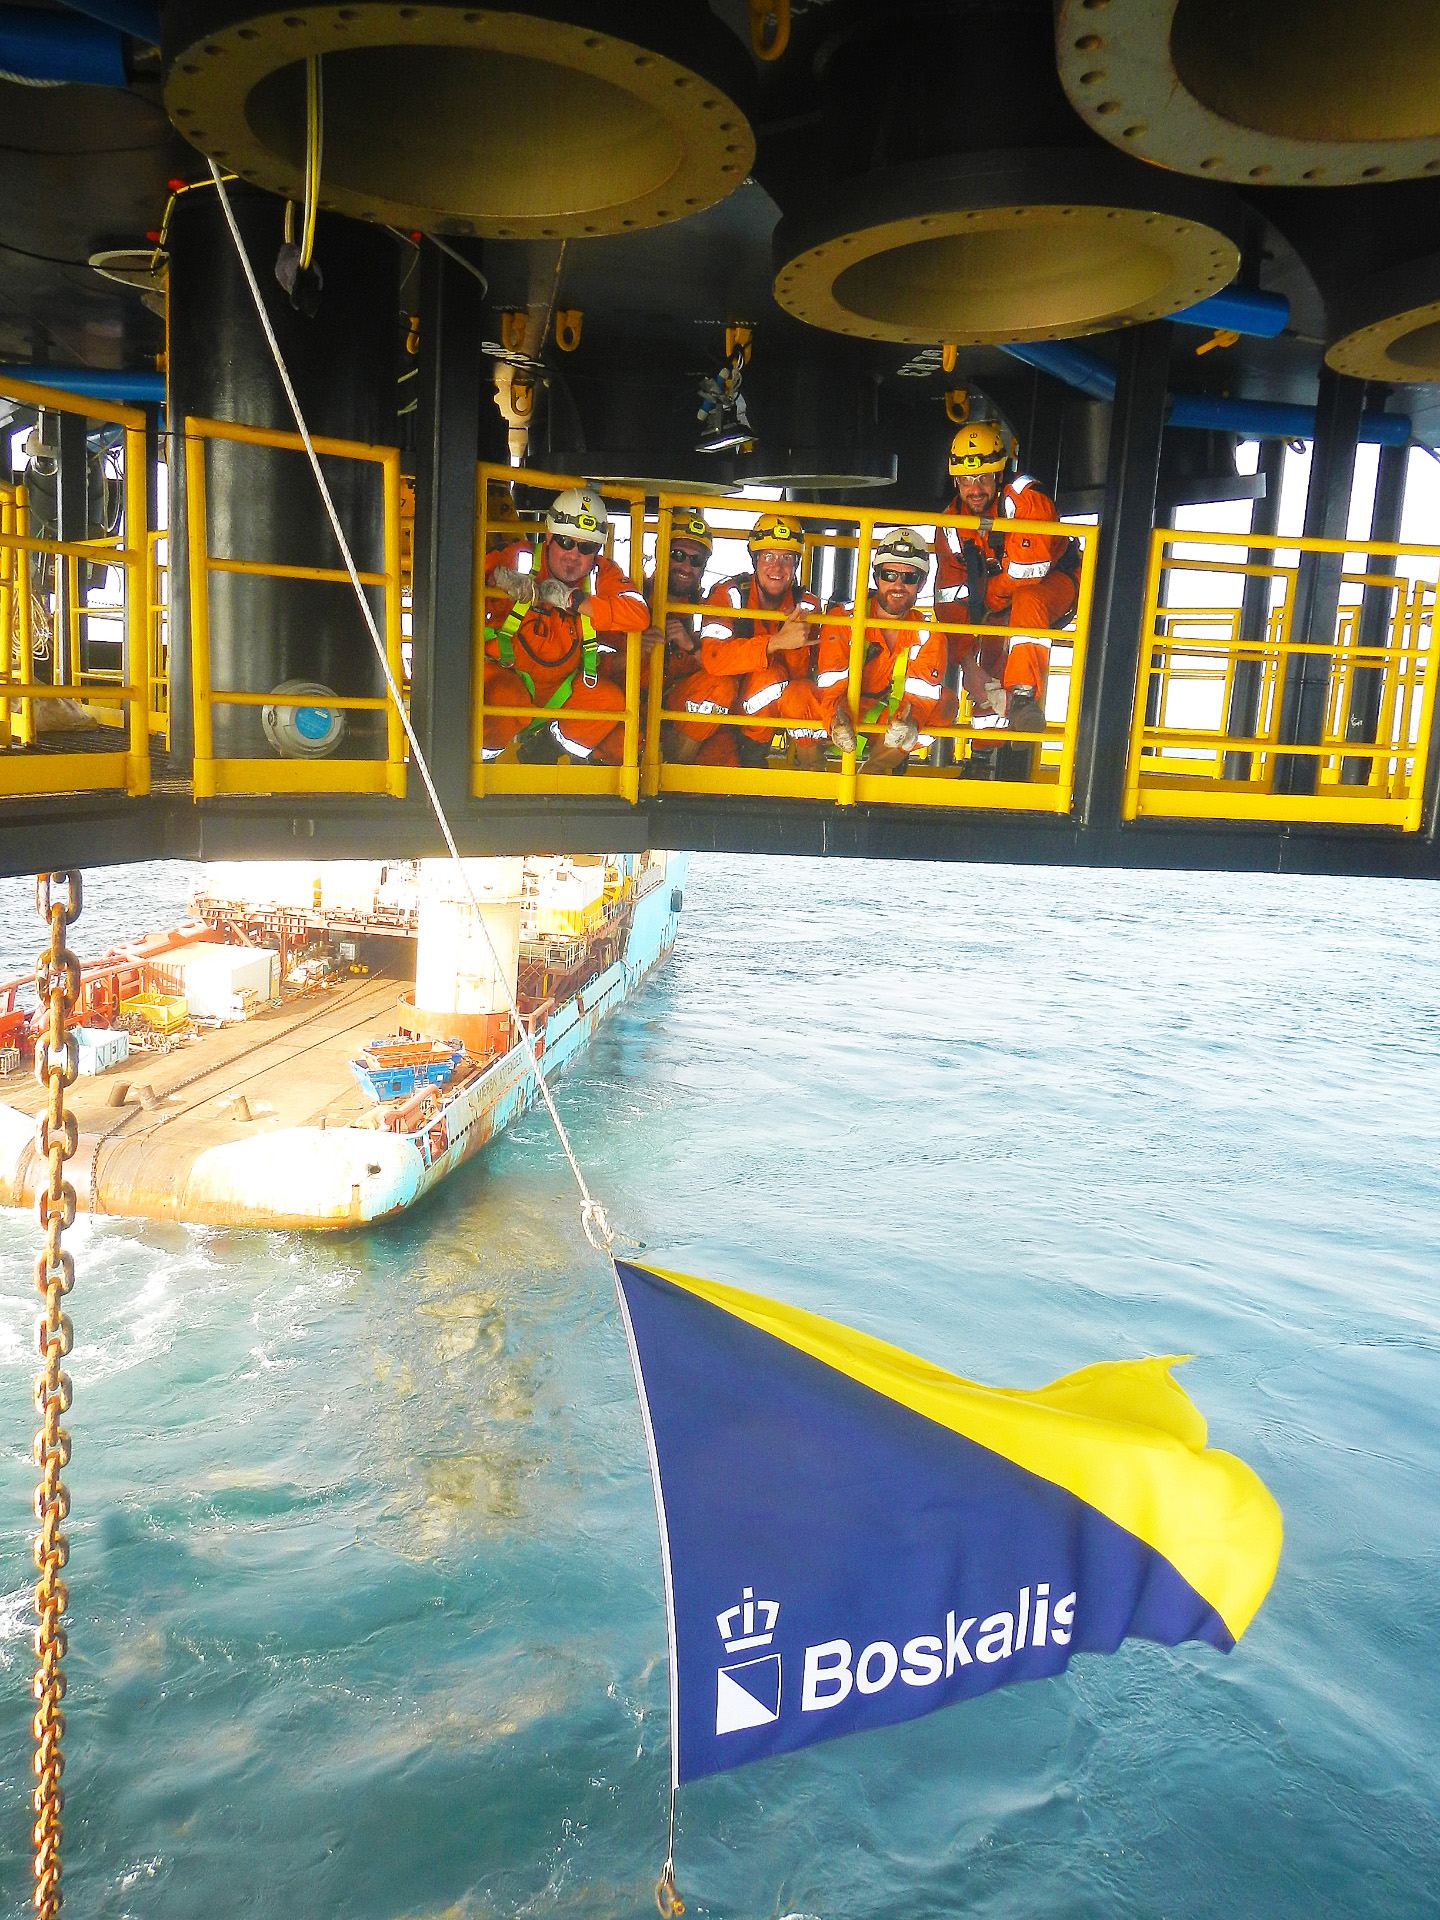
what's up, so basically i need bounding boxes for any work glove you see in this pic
[489,564,532,604]
[534,576,577,611]
[884,713,919,753]
[979,678,1007,721]
[829,709,858,754]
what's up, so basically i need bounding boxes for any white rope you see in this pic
[206,161,616,1256]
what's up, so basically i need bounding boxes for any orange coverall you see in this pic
[812,598,957,743]
[668,571,823,759]
[481,542,647,763]
[933,473,1077,702]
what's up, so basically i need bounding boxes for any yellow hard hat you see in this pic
[669,507,713,554]
[747,512,805,555]
[948,422,1010,477]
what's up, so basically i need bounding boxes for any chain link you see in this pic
[31,870,80,1920]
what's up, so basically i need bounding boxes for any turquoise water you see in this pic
[1,855,1438,1918]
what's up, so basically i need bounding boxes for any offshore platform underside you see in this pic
[2,0,1440,879]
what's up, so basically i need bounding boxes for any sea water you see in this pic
[0,855,1436,1919]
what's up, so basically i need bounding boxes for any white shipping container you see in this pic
[74,1026,130,1074]
[157,944,280,1019]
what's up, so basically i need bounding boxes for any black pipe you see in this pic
[167,183,398,763]
[1341,440,1408,786]
[1273,369,1365,797]
[1075,321,1173,828]
[1223,439,1286,781]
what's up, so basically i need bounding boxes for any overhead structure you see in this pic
[1056,0,1440,187]
[1326,251,1440,382]
[163,0,756,238]
[765,1,1243,349]
[772,151,1243,348]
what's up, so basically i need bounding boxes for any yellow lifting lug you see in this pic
[1194,327,1241,357]
[724,322,753,364]
[748,0,790,60]
[941,343,959,375]
[499,309,527,354]
[555,308,583,353]
[943,386,970,425]
[509,375,536,422]
[404,313,420,356]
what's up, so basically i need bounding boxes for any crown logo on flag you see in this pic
[715,1586,779,1652]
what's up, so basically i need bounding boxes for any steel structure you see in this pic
[0,0,1438,879]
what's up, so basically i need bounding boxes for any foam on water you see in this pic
[1,855,1437,1917]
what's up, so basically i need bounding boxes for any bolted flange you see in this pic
[163,1,755,238]
[1327,252,1440,381]
[1057,0,1440,188]
[772,152,1243,348]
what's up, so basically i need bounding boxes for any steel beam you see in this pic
[1074,320,1172,829]
[1341,439,1408,784]
[1273,367,1365,796]
[409,242,485,821]
[1223,438,1286,781]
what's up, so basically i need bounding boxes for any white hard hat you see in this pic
[872,528,931,577]
[546,487,609,539]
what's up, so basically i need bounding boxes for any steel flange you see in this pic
[1057,0,1440,188]
[164,1,755,238]
[772,152,1243,347]
[1327,252,1440,381]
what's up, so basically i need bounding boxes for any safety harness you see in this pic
[860,617,927,725]
[485,542,600,732]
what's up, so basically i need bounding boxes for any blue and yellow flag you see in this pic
[614,1260,1282,1785]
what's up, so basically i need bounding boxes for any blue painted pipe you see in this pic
[0,7,125,84]
[1170,288,1290,339]
[1002,340,1410,446]
[58,2,161,44]
[0,365,164,406]
[1168,391,1409,445]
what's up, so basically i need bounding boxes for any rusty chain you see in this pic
[31,869,81,1920]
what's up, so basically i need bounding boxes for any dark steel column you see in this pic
[167,185,398,763]
[1273,367,1364,796]
[1074,320,1172,828]
[1223,438,1285,781]
[1341,439,1408,785]
[410,242,486,820]
[55,410,89,679]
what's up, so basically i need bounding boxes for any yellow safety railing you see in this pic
[0,377,150,797]
[184,415,406,798]
[147,529,169,741]
[646,496,1095,812]
[472,465,1098,811]
[1127,528,1440,829]
[474,463,647,800]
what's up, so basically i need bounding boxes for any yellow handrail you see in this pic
[1126,524,1439,829]
[0,377,150,798]
[184,414,406,800]
[472,463,1097,813]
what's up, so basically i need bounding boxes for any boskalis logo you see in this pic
[714,1587,782,1736]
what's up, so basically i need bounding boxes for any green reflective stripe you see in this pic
[484,605,526,669]
[861,634,916,725]
[579,611,598,684]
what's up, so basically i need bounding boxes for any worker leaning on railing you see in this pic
[643,505,713,696]
[812,528,957,774]
[934,423,1076,775]
[666,513,823,768]
[482,488,647,765]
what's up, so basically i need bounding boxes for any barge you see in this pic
[0,852,686,1229]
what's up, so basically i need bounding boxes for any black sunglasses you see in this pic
[670,545,708,565]
[552,534,601,556]
[876,566,924,585]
